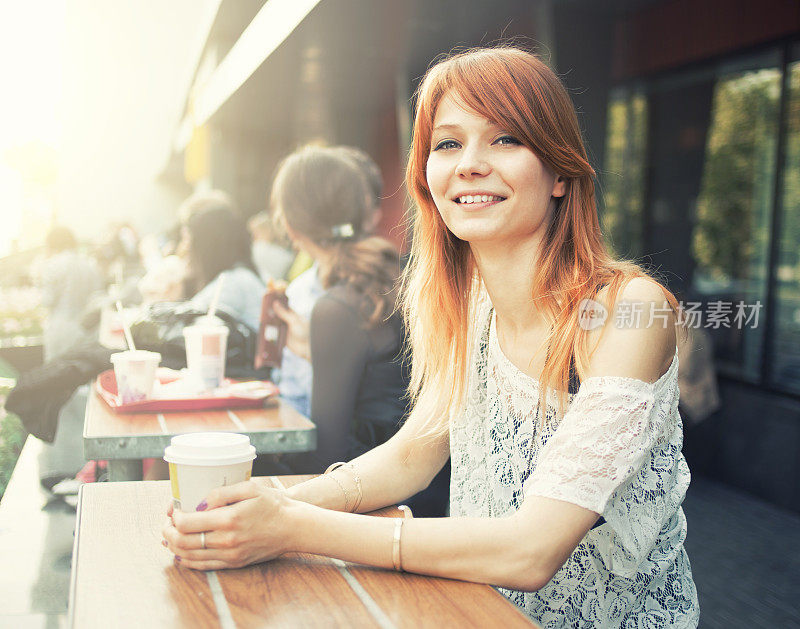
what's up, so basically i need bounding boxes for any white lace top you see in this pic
[450,307,699,628]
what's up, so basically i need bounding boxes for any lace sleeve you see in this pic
[523,377,661,515]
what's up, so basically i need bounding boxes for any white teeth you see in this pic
[457,195,502,204]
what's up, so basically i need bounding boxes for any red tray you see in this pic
[96,369,279,413]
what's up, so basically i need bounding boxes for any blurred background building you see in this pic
[1,0,799,513]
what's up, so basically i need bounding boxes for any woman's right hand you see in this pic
[273,300,311,361]
[162,480,294,571]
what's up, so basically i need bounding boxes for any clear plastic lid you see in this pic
[110,350,161,363]
[163,432,255,466]
[182,325,229,337]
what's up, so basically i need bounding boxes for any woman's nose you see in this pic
[455,146,491,178]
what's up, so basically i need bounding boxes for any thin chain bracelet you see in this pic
[345,464,363,513]
[325,461,362,513]
[326,472,351,512]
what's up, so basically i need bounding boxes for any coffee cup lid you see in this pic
[163,432,256,466]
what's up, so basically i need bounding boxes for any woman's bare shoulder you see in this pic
[585,277,677,383]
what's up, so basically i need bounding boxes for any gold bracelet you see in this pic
[392,518,405,571]
[326,473,351,512]
[392,505,413,572]
[324,461,348,474]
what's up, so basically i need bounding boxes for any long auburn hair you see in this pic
[271,145,400,326]
[401,46,679,435]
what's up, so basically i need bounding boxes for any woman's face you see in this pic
[425,92,565,249]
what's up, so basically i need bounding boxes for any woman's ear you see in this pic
[552,175,567,198]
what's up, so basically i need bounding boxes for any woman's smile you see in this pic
[452,193,506,208]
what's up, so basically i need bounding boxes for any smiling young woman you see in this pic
[162,46,699,628]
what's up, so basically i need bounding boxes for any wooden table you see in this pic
[83,388,316,481]
[69,476,536,628]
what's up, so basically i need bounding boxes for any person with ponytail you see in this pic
[273,145,385,418]
[163,47,699,628]
[266,145,410,475]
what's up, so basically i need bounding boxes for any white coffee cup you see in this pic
[163,432,256,512]
[110,350,161,404]
[183,324,229,391]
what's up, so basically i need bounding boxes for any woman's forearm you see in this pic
[286,431,448,513]
[284,499,542,591]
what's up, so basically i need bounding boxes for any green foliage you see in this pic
[693,69,781,284]
[0,358,23,499]
[601,89,647,259]
[779,65,800,278]
[0,407,26,499]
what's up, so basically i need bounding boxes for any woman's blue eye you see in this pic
[495,135,521,146]
[433,139,460,151]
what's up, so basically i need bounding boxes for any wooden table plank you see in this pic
[344,566,534,628]
[158,409,240,434]
[231,404,317,430]
[216,554,382,628]
[70,482,219,628]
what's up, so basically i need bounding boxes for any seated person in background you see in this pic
[38,226,103,361]
[137,254,186,305]
[248,211,295,283]
[179,191,265,333]
[275,145,384,418]
[267,145,407,474]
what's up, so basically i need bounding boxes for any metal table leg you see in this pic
[107,459,143,481]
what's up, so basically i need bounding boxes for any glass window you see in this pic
[644,52,781,382]
[600,87,647,259]
[770,47,800,394]
[691,61,781,381]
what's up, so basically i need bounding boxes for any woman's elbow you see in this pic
[497,531,563,592]
[500,557,556,593]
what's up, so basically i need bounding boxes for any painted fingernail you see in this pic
[196,500,207,511]
[175,556,182,563]
[162,539,168,547]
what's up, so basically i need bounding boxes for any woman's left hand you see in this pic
[162,480,293,571]
[273,300,311,361]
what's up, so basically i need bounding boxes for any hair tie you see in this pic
[331,223,355,240]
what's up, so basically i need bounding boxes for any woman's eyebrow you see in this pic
[432,120,502,135]
[432,123,462,133]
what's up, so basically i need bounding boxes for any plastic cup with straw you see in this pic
[110,301,161,404]
[183,274,230,391]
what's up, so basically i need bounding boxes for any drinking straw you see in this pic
[116,300,136,351]
[207,273,226,321]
